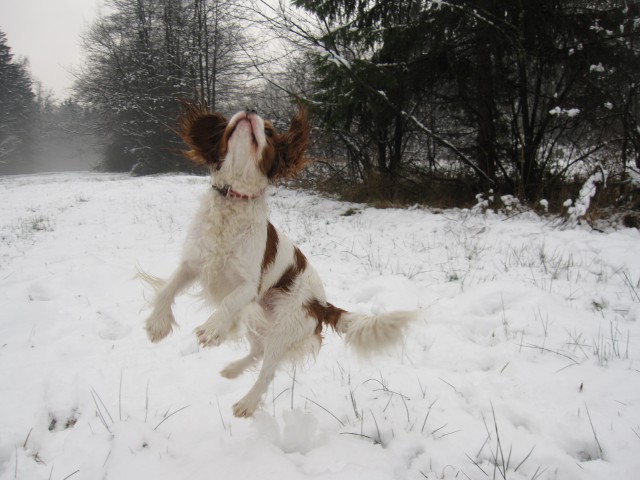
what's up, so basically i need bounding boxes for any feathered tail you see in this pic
[319,303,419,356]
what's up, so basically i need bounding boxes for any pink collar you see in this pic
[213,184,264,200]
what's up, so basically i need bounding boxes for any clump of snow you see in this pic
[1,173,639,480]
[253,409,323,454]
[500,194,520,212]
[472,190,496,214]
[473,191,529,216]
[472,192,490,212]
[550,106,581,117]
[565,169,608,225]
[539,199,549,212]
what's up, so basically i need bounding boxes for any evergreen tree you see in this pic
[295,0,433,183]
[0,29,36,174]
[278,0,639,201]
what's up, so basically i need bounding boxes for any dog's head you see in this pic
[178,101,310,193]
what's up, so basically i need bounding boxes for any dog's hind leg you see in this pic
[144,262,198,342]
[220,303,266,378]
[231,315,314,418]
[231,345,285,418]
[211,302,265,380]
[220,333,263,379]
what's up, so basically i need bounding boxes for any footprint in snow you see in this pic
[96,310,133,340]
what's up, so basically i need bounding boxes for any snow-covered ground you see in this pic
[1,172,639,480]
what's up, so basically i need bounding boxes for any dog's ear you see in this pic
[270,104,310,180]
[178,99,227,167]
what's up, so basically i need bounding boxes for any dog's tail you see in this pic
[317,303,419,356]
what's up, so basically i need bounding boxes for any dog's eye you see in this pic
[265,127,274,138]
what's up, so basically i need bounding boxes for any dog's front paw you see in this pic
[194,322,224,347]
[145,309,176,343]
[195,311,231,347]
[233,396,260,418]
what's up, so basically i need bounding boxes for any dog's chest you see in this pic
[188,193,267,295]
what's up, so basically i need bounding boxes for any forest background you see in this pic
[1,0,639,218]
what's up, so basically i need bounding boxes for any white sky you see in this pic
[0,0,104,100]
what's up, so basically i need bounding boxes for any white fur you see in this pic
[143,110,418,418]
[341,311,416,357]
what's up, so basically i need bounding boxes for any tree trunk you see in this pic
[474,44,497,190]
[472,0,499,191]
[389,113,403,178]
[376,130,388,176]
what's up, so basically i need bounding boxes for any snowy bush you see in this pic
[471,191,529,216]
[472,191,492,212]
[499,195,520,212]
[565,169,608,225]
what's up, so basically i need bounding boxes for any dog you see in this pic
[143,101,418,418]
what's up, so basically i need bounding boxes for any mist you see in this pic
[31,133,102,173]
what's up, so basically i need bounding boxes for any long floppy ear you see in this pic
[178,99,227,167]
[271,104,310,180]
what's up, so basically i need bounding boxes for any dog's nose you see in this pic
[245,108,257,115]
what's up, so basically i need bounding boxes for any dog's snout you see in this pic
[245,108,257,115]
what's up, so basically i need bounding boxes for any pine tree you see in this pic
[296,0,432,184]
[287,0,639,201]
[0,29,36,174]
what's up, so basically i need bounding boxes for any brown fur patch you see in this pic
[263,105,311,181]
[258,222,279,293]
[178,100,227,168]
[261,222,279,274]
[305,299,346,337]
[273,247,307,293]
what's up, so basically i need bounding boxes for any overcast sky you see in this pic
[0,0,104,100]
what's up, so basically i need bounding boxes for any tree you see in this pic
[75,0,252,174]
[190,0,251,109]
[0,29,36,174]
[31,94,102,172]
[488,0,640,199]
[256,0,639,203]
[252,0,498,190]
[292,1,434,182]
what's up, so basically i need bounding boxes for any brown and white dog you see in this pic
[143,102,418,418]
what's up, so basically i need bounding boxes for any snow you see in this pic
[1,172,639,480]
[566,170,607,224]
[539,199,549,212]
[549,107,581,118]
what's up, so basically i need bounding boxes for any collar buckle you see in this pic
[212,184,262,200]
